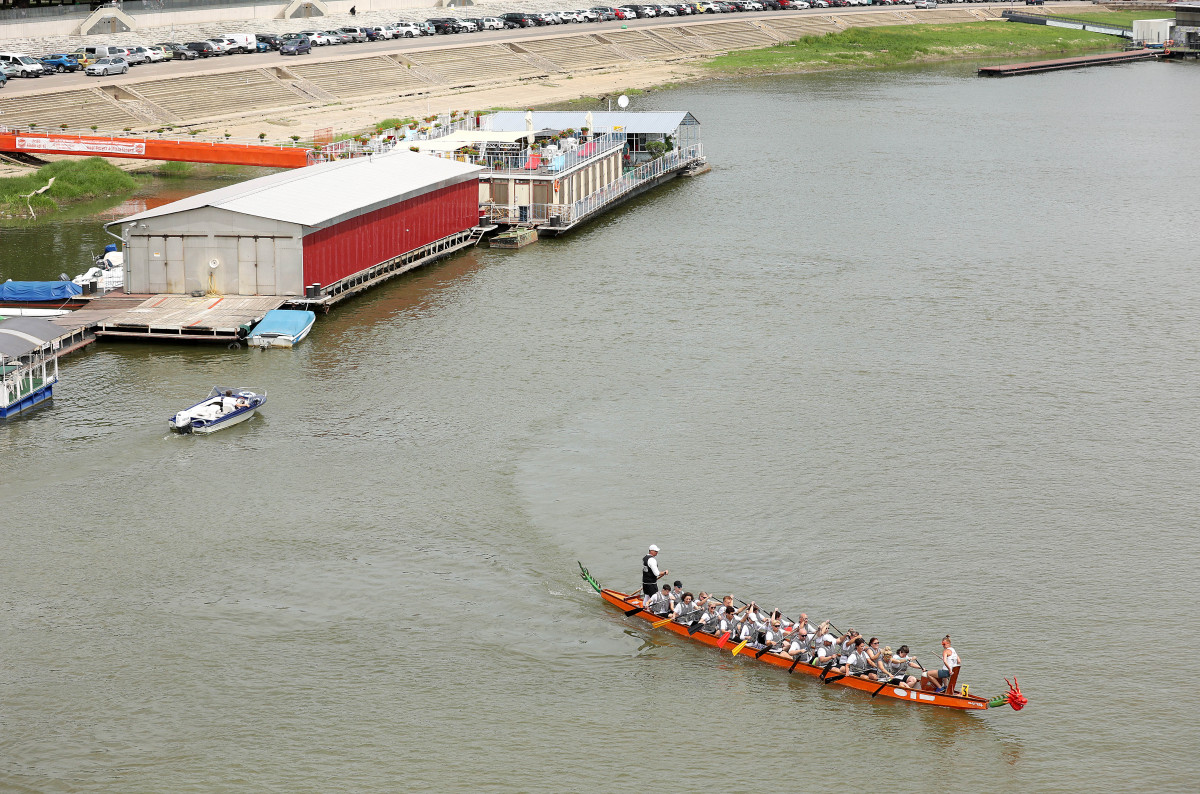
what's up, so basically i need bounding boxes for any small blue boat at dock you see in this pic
[248,310,316,349]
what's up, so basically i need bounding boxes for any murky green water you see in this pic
[2,60,1198,792]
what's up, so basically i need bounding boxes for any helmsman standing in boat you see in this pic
[642,545,668,602]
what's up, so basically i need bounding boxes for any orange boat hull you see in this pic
[600,588,990,711]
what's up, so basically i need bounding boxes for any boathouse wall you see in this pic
[301,179,477,290]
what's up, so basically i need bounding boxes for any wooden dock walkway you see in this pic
[978,49,1158,77]
[94,294,285,343]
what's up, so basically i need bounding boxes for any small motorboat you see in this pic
[72,244,124,293]
[169,386,266,434]
[247,309,316,349]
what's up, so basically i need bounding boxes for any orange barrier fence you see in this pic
[0,132,310,168]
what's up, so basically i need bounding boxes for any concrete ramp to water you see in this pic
[95,294,285,342]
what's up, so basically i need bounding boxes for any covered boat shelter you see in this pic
[0,316,64,418]
[480,111,701,165]
[113,151,483,305]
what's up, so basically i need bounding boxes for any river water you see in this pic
[2,59,1198,792]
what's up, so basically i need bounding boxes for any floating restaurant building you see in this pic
[421,111,704,234]
[115,151,482,305]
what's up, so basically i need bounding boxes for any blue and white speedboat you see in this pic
[169,386,266,434]
[248,309,316,349]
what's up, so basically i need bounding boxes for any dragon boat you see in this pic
[579,564,1026,713]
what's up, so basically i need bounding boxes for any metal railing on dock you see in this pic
[480,143,704,229]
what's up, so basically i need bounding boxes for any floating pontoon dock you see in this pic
[978,49,1158,76]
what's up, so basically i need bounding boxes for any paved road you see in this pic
[3,3,1072,97]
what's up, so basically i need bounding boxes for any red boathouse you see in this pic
[116,151,483,303]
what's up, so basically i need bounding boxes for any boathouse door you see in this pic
[255,238,276,296]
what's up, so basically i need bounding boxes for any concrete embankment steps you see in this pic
[515,35,629,71]
[0,6,1110,132]
[407,44,545,86]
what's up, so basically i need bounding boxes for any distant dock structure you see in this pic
[57,110,705,344]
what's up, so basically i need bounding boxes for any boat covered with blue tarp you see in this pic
[248,309,315,348]
[0,281,83,302]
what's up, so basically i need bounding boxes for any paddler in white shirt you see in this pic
[921,635,961,692]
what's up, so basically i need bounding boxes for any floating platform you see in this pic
[490,228,538,249]
[92,294,286,344]
[978,49,1158,77]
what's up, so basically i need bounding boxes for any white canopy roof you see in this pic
[419,130,538,153]
[119,151,482,232]
[482,111,699,135]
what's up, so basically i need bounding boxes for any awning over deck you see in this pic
[420,130,541,153]
[481,111,700,135]
[0,317,63,362]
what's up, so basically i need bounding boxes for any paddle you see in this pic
[716,631,731,649]
[818,660,836,681]
[871,677,902,698]
[651,617,673,628]
[688,620,708,635]
[824,673,846,685]
[730,639,749,657]
[788,656,804,674]
[624,606,643,616]
[754,644,774,659]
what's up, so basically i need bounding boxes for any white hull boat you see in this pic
[169,386,266,434]
[248,309,316,349]
[72,248,124,293]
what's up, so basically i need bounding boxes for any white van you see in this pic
[74,45,121,66]
[221,33,257,53]
[0,52,47,77]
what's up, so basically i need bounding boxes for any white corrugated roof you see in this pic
[120,151,481,231]
[419,130,535,153]
[482,111,699,135]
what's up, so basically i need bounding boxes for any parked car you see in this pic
[427,18,465,34]
[280,37,311,55]
[301,31,334,46]
[370,25,396,39]
[914,0,937,7]
[221,33,257,53]
[85,56,129,76]
[0,52,47,77]
[477,17,505,30]
[256,33,283,50]
[0,66,7,88]
[139,46,165,63]
[204,39,232,55]
[0,62,18,87]
[393,22,422,37]
[39,53,82,73]
[459,18,483,32]
[111,46,146,65]
[654,5,678,15]
[185,41,218,57]
[501,12,537,27]
[415,21,436,35]
[325,30,352,44]
[338,26,369,42]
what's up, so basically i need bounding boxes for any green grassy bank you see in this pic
[1047,11,1173,27]
[704,21,1119,74]
[0,158,136,218]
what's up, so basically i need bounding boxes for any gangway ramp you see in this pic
[94,295,286,343]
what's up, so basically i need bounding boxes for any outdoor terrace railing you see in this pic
[480,143,704,228]
[430,132,626,176]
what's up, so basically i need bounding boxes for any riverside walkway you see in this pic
[0,4,1097,134]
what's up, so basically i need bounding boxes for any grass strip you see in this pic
[703,21,1120,74]
[1046,11,1174,28]
[0,157,136,218]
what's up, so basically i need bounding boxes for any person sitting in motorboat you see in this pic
[221,390,238,414]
